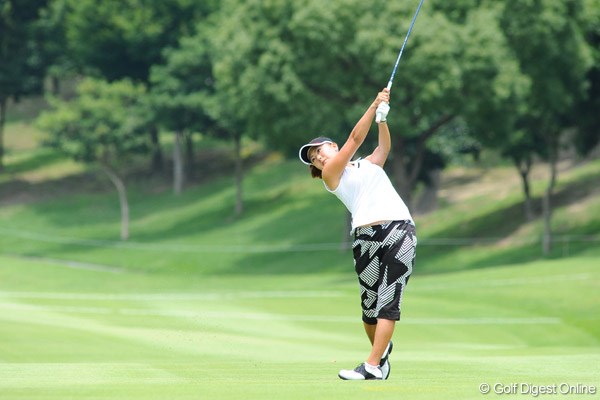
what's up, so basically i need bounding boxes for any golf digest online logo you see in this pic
[479,383,597,397]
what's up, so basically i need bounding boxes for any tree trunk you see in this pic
[234,133,243,216]
[51,76,61,96]
[150,125,164,173]
[0,97,6,173]
[542,150,558,256]
[415,169,441,214]
[392,154,413,208]
[185,131,195,177]
[391,137,413,208]
[516,157,534,221]
[391,114,455,209]
[100,164,130,241]
[173,130,184,195]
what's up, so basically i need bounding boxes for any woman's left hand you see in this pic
[373,88,391,107]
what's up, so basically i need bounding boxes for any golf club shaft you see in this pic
[386,0,425,90]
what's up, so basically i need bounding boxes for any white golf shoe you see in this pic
[338,363,383,380]
[379,341,393,380]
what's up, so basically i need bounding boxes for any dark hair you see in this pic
[310,165,322,179]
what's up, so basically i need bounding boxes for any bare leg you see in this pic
[366,319,395,366]
[363,322,376,345]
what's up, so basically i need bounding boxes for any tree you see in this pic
[58,0,218,172]
[574,0,600,155]
[0,0,49,172]
[204,0,532,209]
[149,30,218,196]
[500,0,594,255]
[37,78,149,240]
[454,4,535,220]
[61,0,213,82]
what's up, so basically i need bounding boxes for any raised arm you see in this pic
[365,121,391,167]
[322,89,390,189]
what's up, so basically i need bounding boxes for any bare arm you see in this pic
[365,121,391,167]
[322,89,390,189]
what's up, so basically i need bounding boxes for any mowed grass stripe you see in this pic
[0,290,345,301]
[0,363,184,387]
[0,257,598,399]
[0,301,562,324]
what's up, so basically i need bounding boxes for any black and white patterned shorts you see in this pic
[352,220,417,325]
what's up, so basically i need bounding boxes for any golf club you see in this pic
[386,0,425,90]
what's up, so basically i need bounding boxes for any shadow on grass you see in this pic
[210,167,600,276]
[3,159,599,276]
[4,149,66,175]
[0,173,105,207]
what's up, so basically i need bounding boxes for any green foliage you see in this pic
[0,0,49,99]
[207,0,357,145]
[149,30,215,134]
[61,0,217,81]
[454,4,534,167]
[574,0,600,154]
[0,0,52,171]
[5,0,599,219]
[198,0,566,201]
[500,0,593,122]
[26,0,597,199]
[460,6,530,133]
[37,78,149,165]
[428,118,482,165]
[205,0,477,148]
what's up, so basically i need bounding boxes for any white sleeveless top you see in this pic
[324,159,413,231]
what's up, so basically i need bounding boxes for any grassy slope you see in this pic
[1,139,599,277]
[0,120,599,399]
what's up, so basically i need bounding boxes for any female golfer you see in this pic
[298,88,416,380]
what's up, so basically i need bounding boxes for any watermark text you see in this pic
[479,383,597,396]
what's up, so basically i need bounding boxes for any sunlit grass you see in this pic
[0,254,597,400]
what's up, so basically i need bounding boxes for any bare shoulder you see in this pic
[322,167,341,190]
[365,154,386,168]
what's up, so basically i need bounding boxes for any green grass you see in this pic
[1,118,600,398]
[1,157,599,277]
[0,254,598,400]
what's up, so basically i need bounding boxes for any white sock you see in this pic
[364,362,382,378]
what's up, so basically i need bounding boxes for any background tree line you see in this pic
[1,0,598,252]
